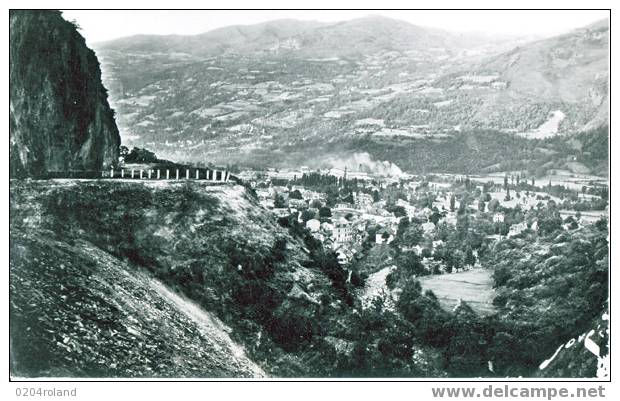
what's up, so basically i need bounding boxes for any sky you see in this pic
[61,10,609,45]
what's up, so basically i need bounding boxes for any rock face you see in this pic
[537,309,609,378]
[10,10,120,178]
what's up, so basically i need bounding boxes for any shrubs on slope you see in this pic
[487,218,608,376]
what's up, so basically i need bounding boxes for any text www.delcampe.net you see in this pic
[431,385,606,399]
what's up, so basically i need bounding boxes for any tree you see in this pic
[342,191,354,204]
[267,305,315,351]
[301,209,316,222]
[396,279,423,321]
[274,193,287,208]
[396,217,410,236]
[271,238,287,262]
[400,224,424,247]
[538,214,562,235]
[464,246,476,266]
[472,217,494,236]
[319,206,332,218]
[397,251,426,278]
[124,147,158,163]
[289,189,303,199]
[456,213,470,242]
[429,212,442,225]
[488,199,500,212]
[391,205,407,218]
[446,301,486,375]
[308,249,350,303]
[445,249,465,272]
[497,223,510,236]
[421,247,432,259]
[458,199,467,215]
[310,199,323,209]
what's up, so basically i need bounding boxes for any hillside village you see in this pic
[239,166,608,289]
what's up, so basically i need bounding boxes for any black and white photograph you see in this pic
[6,2,613,394]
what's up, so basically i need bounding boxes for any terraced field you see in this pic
[418,269,496,316]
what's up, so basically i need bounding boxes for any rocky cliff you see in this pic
[10,10,120,178]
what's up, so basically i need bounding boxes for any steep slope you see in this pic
[462,18,609,134]
[10,231,264,378]
[9,180,335,377]
[10,11,120,178]
[487,224,609,377]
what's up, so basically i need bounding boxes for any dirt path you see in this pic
[360,265,397,309]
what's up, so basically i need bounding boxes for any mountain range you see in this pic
[94,15,609,175]
[96,16,526,58]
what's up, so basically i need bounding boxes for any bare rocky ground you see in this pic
[10,229,265,378]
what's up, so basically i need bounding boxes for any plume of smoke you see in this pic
[322,152,403,177]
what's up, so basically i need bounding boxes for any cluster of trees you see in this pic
[487,218,608,375]
[390,206,484,270]
[560,197,608,212]
[120,146,159,164]
[289,172,351,189]
[543,125,609,176]
[330,292,441,377]
[333,276,495,377]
